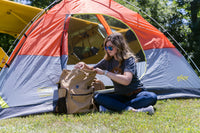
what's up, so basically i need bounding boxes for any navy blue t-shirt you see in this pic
[94,57,144,95]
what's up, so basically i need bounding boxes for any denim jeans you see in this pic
[94,91,157,112]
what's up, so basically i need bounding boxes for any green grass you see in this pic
[0,99,200,133]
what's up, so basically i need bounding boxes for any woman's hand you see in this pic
[94,68,104,75]
[74,62,93,70]
[74,62,85,69]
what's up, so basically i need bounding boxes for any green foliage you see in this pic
[30,0,55,8]
[175,0,200,75]
[0,33,15,55]
[0,99,200,132]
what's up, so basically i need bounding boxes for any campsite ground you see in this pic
[0,99,199,132]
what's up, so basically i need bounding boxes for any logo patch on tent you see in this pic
[37,87,53,97]
[177,75,189,82]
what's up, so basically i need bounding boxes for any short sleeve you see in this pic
[124,57,137,75]
[94,59,108,70]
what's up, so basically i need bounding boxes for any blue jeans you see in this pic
[94,91,157,112]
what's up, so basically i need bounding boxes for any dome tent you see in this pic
[0,0,200,119]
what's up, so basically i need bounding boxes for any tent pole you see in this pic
[121,0,200,73]
[96,14,112,35]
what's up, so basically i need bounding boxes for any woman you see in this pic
[75,32,157,115]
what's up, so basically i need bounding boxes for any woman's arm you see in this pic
[74,62,93,70]
[94,68,133,86]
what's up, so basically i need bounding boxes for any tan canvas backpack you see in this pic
[55,69,104,114]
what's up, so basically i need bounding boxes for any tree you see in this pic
[189,0,200,74]
[30,0,55,8]
[176,0,200,74]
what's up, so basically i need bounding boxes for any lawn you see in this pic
[0,99,200,133]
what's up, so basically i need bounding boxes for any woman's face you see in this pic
[105,41,117,57]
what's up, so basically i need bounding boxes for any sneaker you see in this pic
[137,105,154,115]
[99,105,109,112]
